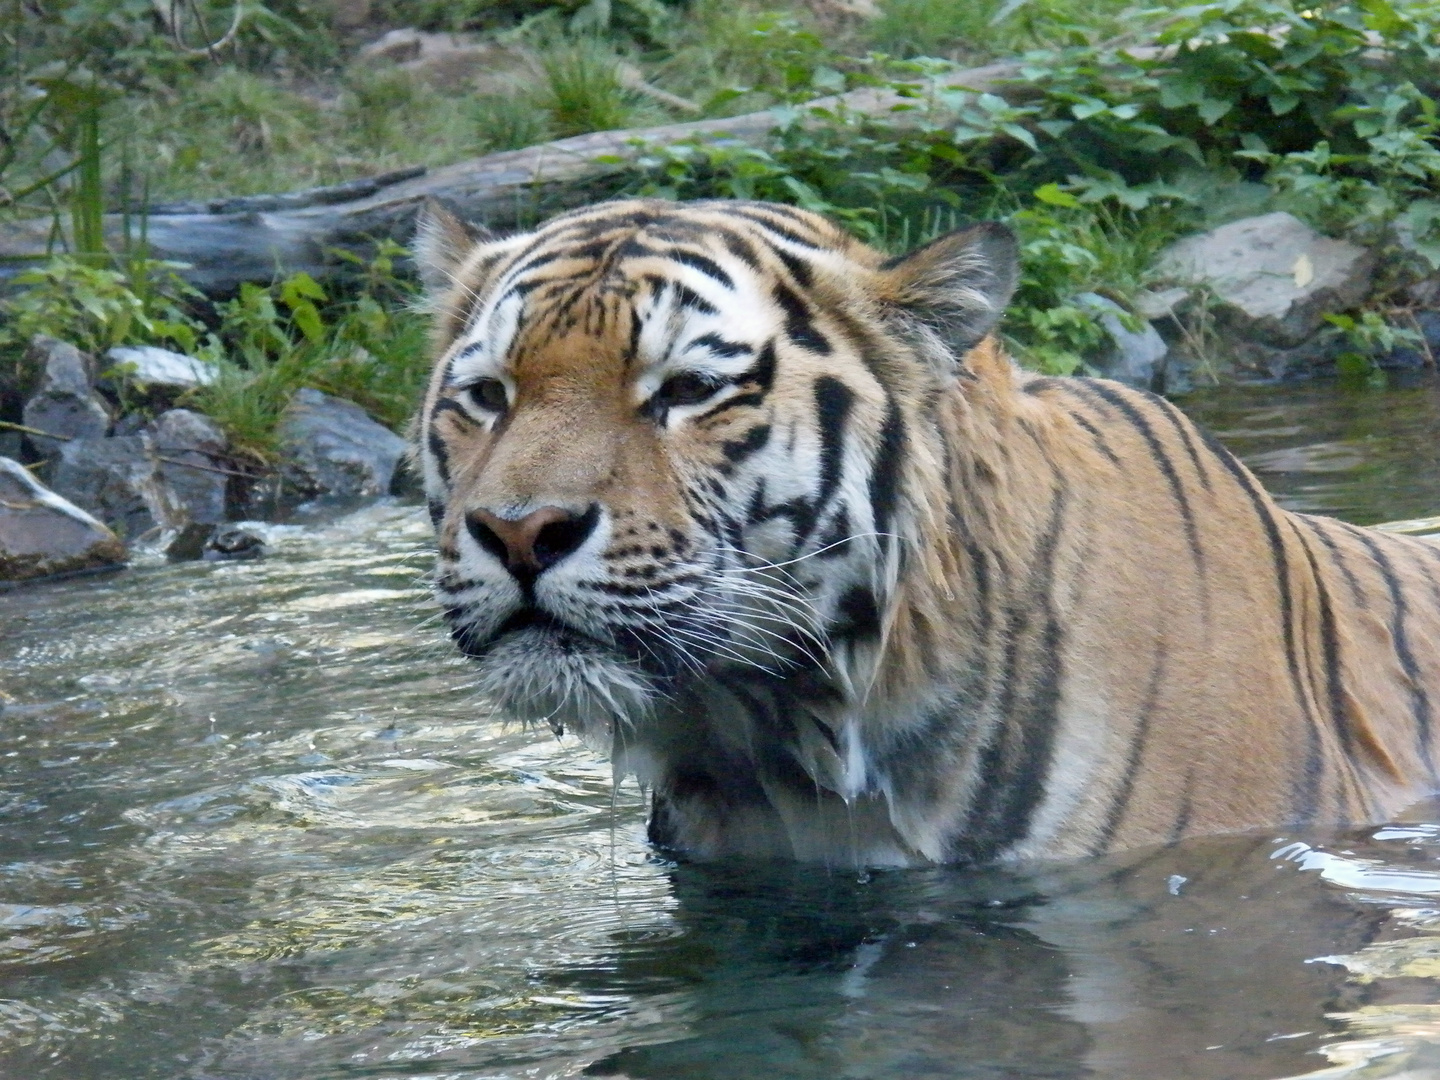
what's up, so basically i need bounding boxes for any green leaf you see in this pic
[1034,182,1080,207]
[1000,123,1037,150]
[280,272,327,307]
[1197,96,1233,125]
[290,300,325,345]
[1268,92,1300,115]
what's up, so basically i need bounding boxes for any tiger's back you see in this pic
[414,195,1440,865]
[934,359,1440,860]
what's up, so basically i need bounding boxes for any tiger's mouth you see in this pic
[461,607,585,653]
[448,603,663,738]
[449,604,634,659]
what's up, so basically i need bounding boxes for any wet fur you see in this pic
[415,197,1440,866]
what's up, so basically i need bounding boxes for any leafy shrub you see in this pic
[629,0,1440,375]
[187,242,431,456]
[866,0,1135,61]
[0,257,203,357]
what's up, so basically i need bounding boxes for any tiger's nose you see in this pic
[466,504,600,580]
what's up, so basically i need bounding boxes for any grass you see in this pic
[5,0,1169,209]
[866,0,1141,60]
[540,38,656,137]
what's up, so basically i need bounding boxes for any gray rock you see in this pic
[151,409,230,525]
[1407,275,1440,308]
[0,456,126,583]
[164,521,214,562]
[49,436,172,540]
[104,345,217,392]
[20,335,110,453]
[1226,335,1348,381]
[1133,287,1189,322]
[204,523,266,561]
[279,388,406,499]
[1155,212,1375,347]
[1075,293,1168,389]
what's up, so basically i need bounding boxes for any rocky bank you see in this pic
[1,336,408,585]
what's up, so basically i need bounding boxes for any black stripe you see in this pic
[1306,516,1367,607]
[773,281,832,354]
[671,281,718,315]
[1066,409,1121,466]
[1205,434,1326,820]
[1167,771,1196,844]
[1293,523,1373,825]
[452,341,485,365]
[627,308,643,365]
[1292,526,1349,758]
[1076,381,1205,576]
[426,427,451,486]
[508,247,570,280]
[774,248,814,288]
[812,376,855,517]
[1151,394,1213,492]
[1285,519,1330,816]
[693,340,778,420]
[721,423,772,464]
[668,249,734,289]
[955,487,1067,863]
[430,397,480,427]
[715,227,763,270]
[816,508,852,556]
[1351,528,1436,779]
[869,396,906,538]
[724,208,825,250]
[507,277,547,300]
[689,332,752,358]
[1095,644,1167,852]
[1020,376,1064,395]
[427,499,446,528]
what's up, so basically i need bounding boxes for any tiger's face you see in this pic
[415,199,1016,744]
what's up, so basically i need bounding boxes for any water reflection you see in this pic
[1,375,1440,1078]
[1179,374,1440,525]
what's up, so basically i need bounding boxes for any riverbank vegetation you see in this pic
[3,0,1439,455]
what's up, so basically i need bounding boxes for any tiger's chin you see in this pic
[461,620,660,747]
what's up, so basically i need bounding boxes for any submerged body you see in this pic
[415,197,1440,866]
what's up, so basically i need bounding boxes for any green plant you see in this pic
[1324,310,1424,387]
[538,38,649,136]
[187,242,430,456]
[650,0,826,110]
[0,256,203,357]
[1000,181,1194,372]
[470,90,554,152]
[866,0,1136,62]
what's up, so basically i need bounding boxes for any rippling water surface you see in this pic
[3,378,1440,1080]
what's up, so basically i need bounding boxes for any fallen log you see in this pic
[0,61,1021,294]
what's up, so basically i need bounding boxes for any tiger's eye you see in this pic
[467,379,508,412]
[655,372,719,410]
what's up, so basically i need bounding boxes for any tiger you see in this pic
[412,195,1440,867]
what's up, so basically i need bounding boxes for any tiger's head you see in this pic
[415,198,1017,747]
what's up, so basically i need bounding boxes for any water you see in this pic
[2,378,1440,1080]
[1178,375,1440,526]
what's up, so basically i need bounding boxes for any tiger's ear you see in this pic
[412,198,493,297]
[875,222,1019,368]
